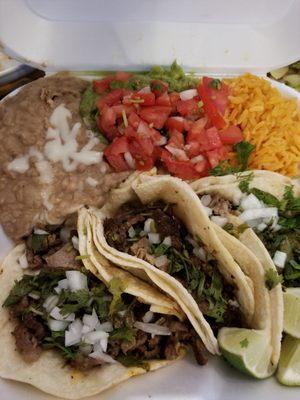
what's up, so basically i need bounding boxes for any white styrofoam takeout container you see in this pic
[0,1,300,400]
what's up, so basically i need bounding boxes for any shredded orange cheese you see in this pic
[225,73,300,177]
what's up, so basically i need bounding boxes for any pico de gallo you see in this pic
[80,62,246,180]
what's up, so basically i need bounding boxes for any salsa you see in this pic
[80,62,245,180]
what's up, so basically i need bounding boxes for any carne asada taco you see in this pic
[191,170,292,367]
[84,174,263,363]
[0,217,192,399]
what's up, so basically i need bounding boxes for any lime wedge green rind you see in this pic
[277,335,300,386]
[283,288,300,339]
[218,327,273,379]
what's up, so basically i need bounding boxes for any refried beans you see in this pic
[0,74,129,241]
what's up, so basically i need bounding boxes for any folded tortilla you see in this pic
[84,174,257,357]
[191,169,286,369]
[0,235,184,399]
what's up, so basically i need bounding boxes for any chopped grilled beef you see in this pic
[191,337,208,365]
[130,238,155,264]
[70,354,101,371]
[151,209,182,248]
[23,313,46,341]
[13,323,42,363]
[26,249,43,270]
[44,243,80,269]
[208,194,232,216]
[9,296,29,318]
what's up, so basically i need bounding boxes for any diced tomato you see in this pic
[97,89,124,109]
[104,136,130,172]
[206,149,222,169]
[169,92,181,113]
[176,98,199,116]
[135,121,161,143]
[156,92,171,106]
[128,112,141,129]
[98,105,119,140]
[111,104,134,118]
[165,116,186,132]
[202,77,229,115]
[132,92,156,106]
[217,145,230,161]
[198,83,225,129]
[187,117,208,142]
[205,127,223,150]
[168,130,184,148]
[194,159,209,174]
[185,141,201,158]
[218,126,243,145]
[126,131,155,171]
[160,149,200,180]
[139,106,172,129]
[115,71,132,81]
[93,76,115,94]
[150,80,169,97]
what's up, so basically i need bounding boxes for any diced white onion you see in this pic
[65,319,83,346]
[128,226,136,238]
[58,278,69,291]
[211,216,228,227]
[89,350,116,364]
[83,309,99,330]
[18,253,28,269]
[186,236,198,248]
[179,89,198,101]
[162,236,172,246]
[273,251,287,269]
[239,208,278,222]
[155,136,167,146]
[43,294,59,312]
[240,194,262,210]
[144,218,156,233]
[273,224,282,232]
[83,330,109,344]
[193,247,206,261]
[165,145,188,161]
[48,318,69,332]
[154,255,169,268]
[191,155,205,164]
[134,321,171,336]
[124,151,136,169]
[97,321,113,332]
[86,176,98,187]
[139,230,147,237]
[143,311,154,323]
[66,270,88,291]
[50,306,75,322]
[71,236,79,250]
[79,343,93,355]
[256,223,267,232]
[138,86,151,94]
[82,324,93,334]
[28,292,40,300]
[34,228,49,235]
[60,227,72,242]
[200,195,212,207]
[148,233,161,244]
[202,206,213,217]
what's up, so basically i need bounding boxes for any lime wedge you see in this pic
[277,335,300,386]
[283,288,300,339]
[218,327,272,378]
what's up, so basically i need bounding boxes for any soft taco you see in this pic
[191,170,293,368]
[0,216,196,399]
[83,174,275,376]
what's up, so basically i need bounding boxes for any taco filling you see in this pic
[4,225,207,371]
[198,179,300,289]
[103,201,243,333]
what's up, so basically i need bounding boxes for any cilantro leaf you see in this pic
[283,185,300,212]
[265,269,283,290]
[250,188,280,208]
[210,160,238,176]
[238,172,254,193]
[240,338,249,348]
[108,277,126,316]
[110,326,136,342]
[3,275,35,307]
[233,141,255,171]
[59,289,90,315]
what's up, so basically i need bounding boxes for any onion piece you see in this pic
[154,255,169,268]
[34,228,49,235]
[273,251,287,269]
[124,151,136,169]
[191,155,204,164]
[71,236,79,250]
[143,311,154,323]
[200,195,212,207]
[48,318,69,332]
[43,294,59,312]
[28,292,40,300]
[89,350,117,364]
[83,309,99,330]
[148,233,161,244]
[18,253,28,269]
[162,236,172,247]
[134,321,171,336]
[50,306,75,322]
[128,226,136,238]
[79,343,93,355]
[256,223,267,232]
[179,89,198,101]
[97,321,113,333]
[66,270,88,291]
[144,218,156,233]
[155,136,167,146]
[202,206,212,217]
[138,86,151,94]
[165,145,188,161]
[54,278,70,294]
[193,247,206,261]
[240,194,262,210]
[211,216,228,227]
[239,207,278,222]
[60,226,72,242]
[83,330,109,344]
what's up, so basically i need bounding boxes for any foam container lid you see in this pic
[1,0,300,75]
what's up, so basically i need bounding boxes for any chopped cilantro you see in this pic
[223,223,248,239]
[59,289,91,315]
[108,277,126,316]
[110,326,136,342]
[209,79,222,90]
[240,338,249,348]
[265,269,283,290]
[238,172,254,193]
[233,141,255,171]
